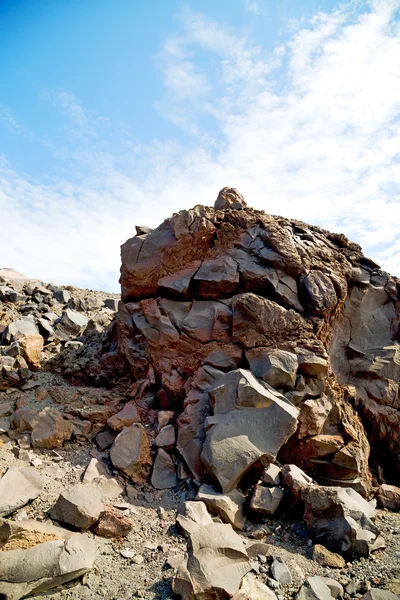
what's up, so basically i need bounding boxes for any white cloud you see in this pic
[244,1,263,16]
[1,0,400,291]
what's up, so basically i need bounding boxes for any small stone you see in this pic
[92,508,133,538]
[120,548,135,559]
[271,557,292,585]
[312,544,346,568]
[133,554,144,564]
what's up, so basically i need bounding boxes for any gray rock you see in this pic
[151,449,177,489]
[301,271,338,316]
[250,485,284,515]
[0,467,43,517]
[361,591,400,600]
[104,298,119,311]
[154,424,176,449]
[173,521,251,599]
[56,308,88,338]
[296,576,337,600]
[281,464,313,504]
[110,423,151,484]
[247,349,298,388]
[201,369,298,492]
[50,483,104,530]
[303,486,379,558]
[0,529,96,600]
[232,573,278,599]
[0,417,10,433]
[263,463,281,486]
[135,224,153,235]
[53,289,71,304]
[197,484,246,530]
[271,557,292,585]
[176,501,213,535]
[37,318,55,341]
[2,317,39,344]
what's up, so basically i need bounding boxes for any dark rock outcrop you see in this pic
[118,188,400,493]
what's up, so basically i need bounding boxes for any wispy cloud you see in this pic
[244,1,263,16]
[1,0,400,291]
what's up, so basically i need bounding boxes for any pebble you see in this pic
[120,549,135,559]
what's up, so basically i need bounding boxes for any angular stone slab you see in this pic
[201,369,298,492]
[0,467,43,517]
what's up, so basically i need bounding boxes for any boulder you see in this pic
[110,423,152,484]
[361,591,400,600]
[30,407,74,449]
[173,522,251,599]
[2,316,39,344]
[57,308,88,337]
[151,448,177,489]
[197,484,246,530]
[53,288,71,304]
[262,463,281,486]
[0,467,43,517]
[50,483,105,530]
[214,187,246,210]
[250,485,284,515]
[0,531,96,600]
[281,464,313,504]
[377,484,400,509]
[201,369,298,492]
[271,557,292,585]
[303,486,380,558]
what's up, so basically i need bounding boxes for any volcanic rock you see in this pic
[0,467,43,517]
[377,484,400,510]
[110,423,152,484]
[151,448,177,489]
[201,369,298,492]
[172,521,251,599]
[197,484,246,530]
[0,531,96,600]
[50,483,105,530]
[250,485,284,515]
[303,485,380,558]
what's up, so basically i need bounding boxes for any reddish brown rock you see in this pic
[107,402,140,432]
[110,423,152,484]
[92,508,133,538]
[377,484,400,509]
[118,189,400,490]
[31,408,74,449]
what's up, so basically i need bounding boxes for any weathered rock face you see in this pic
[118,188,400,491]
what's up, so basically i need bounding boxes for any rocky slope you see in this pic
[0,190,400,600]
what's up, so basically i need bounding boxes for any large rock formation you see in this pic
[118,188,400,492]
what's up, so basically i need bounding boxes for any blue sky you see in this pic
[1,0,400,291]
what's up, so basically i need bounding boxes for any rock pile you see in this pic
[1,189,400,599]
[117,187,400,495]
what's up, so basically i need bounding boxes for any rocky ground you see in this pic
[1,435,400,599]
[2,188,400,600]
